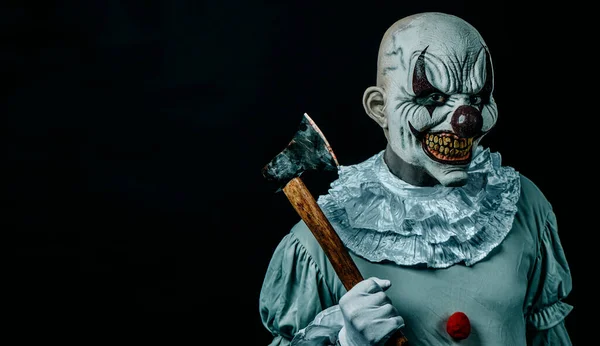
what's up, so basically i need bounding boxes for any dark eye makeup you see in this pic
[415,90,490,107]
[415,89,448,106]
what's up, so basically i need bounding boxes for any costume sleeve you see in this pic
[259,230,343,346]
[524,209,574,345]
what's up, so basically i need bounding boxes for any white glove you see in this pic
[337,277,404,346]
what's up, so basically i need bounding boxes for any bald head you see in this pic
[376,12,489,94]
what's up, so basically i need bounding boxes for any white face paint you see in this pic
[376,13,498,186]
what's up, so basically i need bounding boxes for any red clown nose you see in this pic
[446,312,471,340]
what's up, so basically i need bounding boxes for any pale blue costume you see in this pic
[259,147,573,345]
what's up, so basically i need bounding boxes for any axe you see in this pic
[262,113,409,346]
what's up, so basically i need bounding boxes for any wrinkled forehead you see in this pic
[379,13,490,94]
[397,14,483,50]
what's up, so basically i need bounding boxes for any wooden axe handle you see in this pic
[282,177,409,346]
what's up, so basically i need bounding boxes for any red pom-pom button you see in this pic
[446,312,471,340]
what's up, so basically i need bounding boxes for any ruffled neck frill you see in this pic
[316,146,521,268]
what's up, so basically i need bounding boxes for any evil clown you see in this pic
[259,12,573,346]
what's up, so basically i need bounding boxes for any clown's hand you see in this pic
[337,277,405,346]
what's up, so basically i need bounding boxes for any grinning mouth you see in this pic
[409,122,476,165]
[423,132,473,165]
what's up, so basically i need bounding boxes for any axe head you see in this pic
[262,113,339,191]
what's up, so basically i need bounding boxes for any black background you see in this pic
[5,1,589,344]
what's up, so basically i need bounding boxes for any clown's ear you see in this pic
[363,86,387,129]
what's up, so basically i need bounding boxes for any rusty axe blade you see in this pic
[262,113,339,191]
[262,112,409,346]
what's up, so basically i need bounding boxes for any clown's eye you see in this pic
[429,93,447,103]
[415,91,448,106]
[470,95,483,105]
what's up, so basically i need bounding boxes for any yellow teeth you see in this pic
[424,133,473,161]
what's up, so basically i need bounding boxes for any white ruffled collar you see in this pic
[316,146,521,268]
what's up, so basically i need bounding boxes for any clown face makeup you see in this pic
[364,12,498,187]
